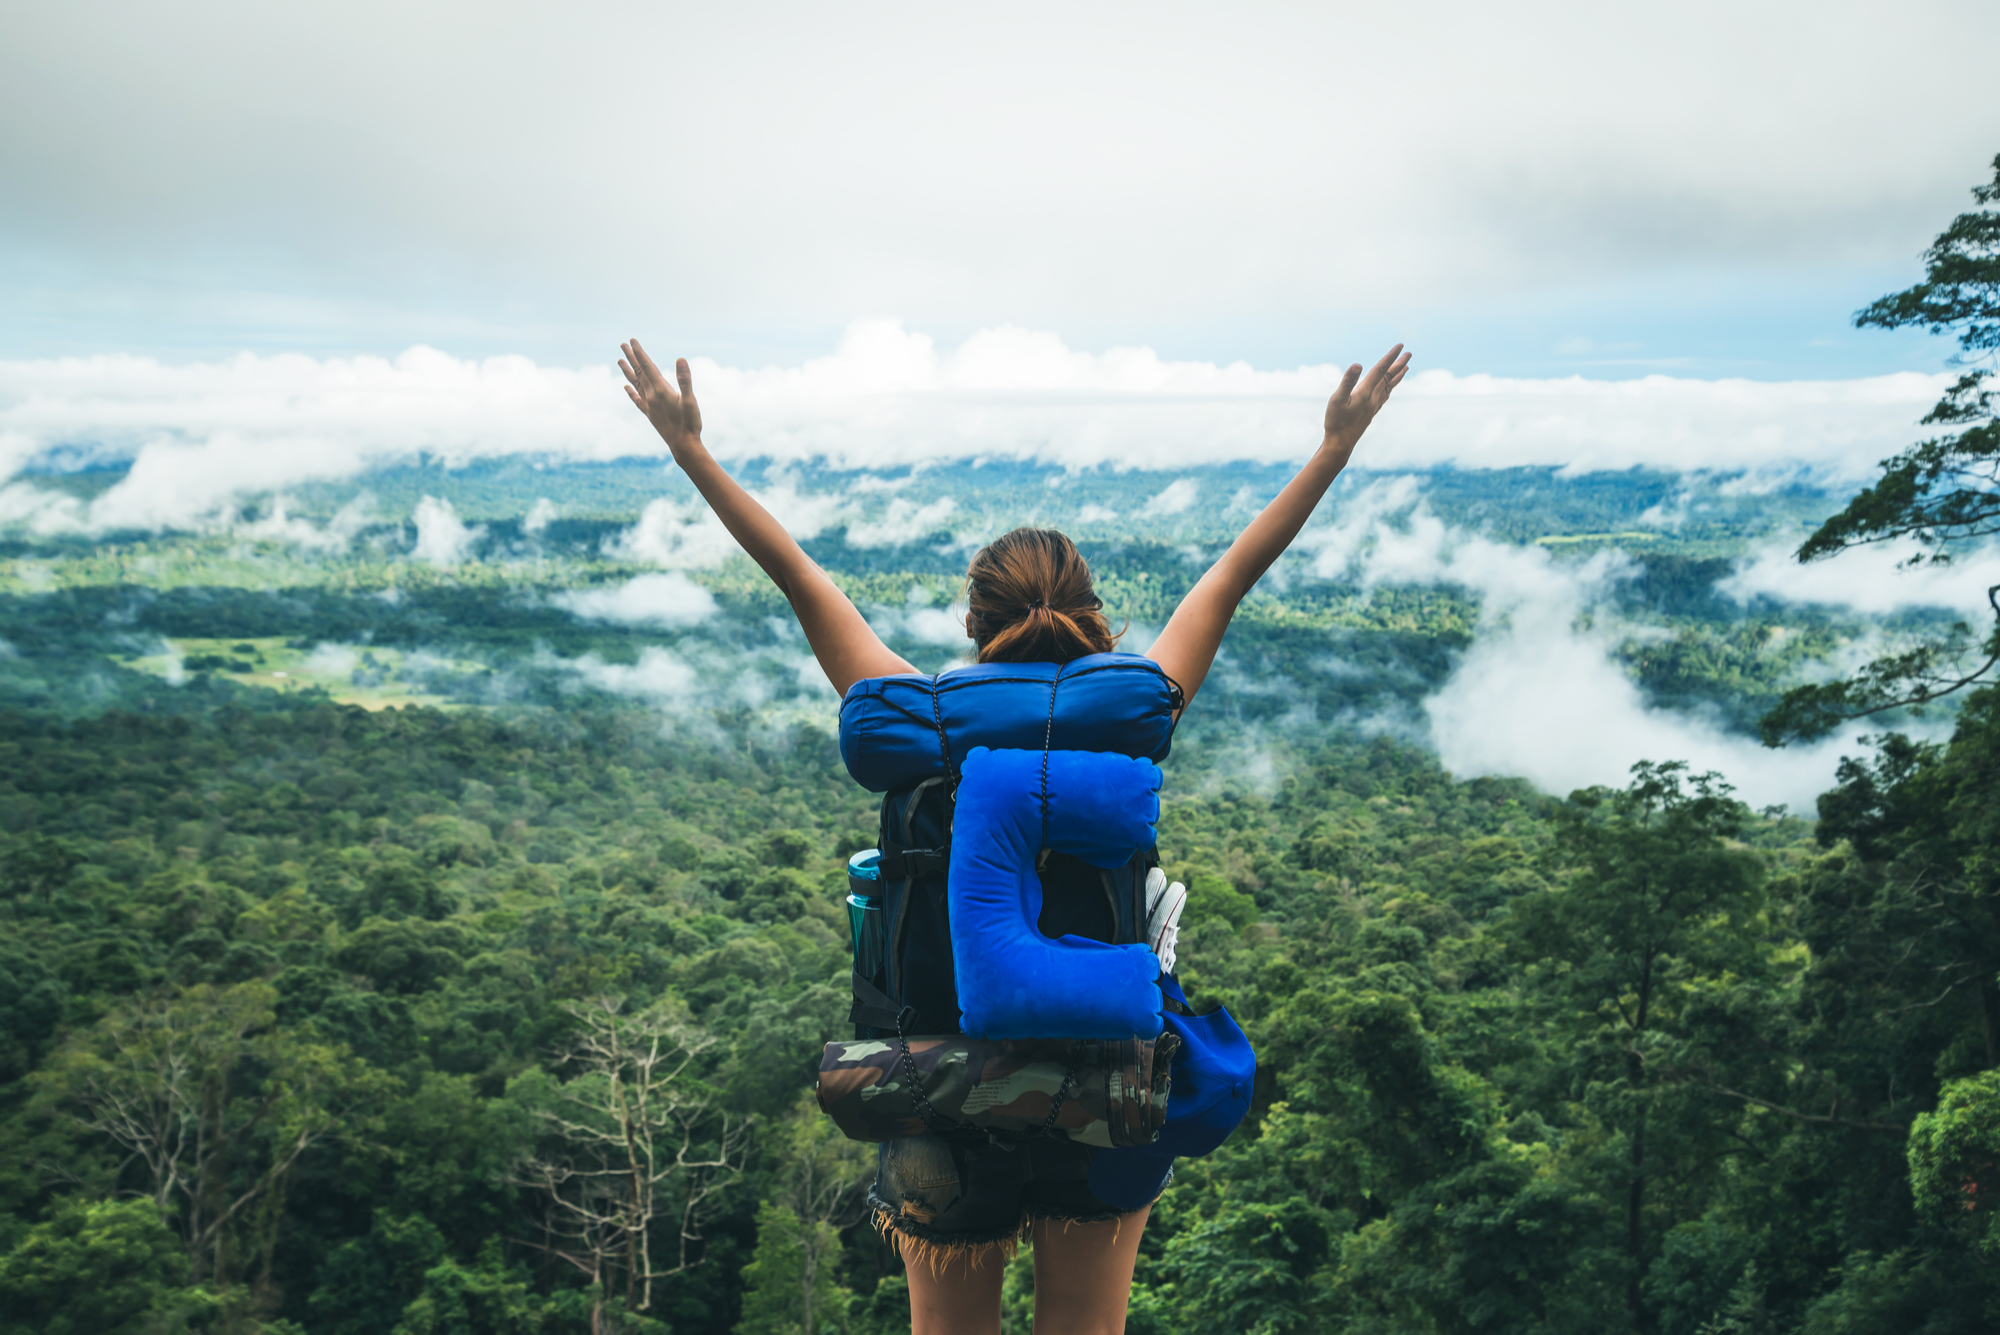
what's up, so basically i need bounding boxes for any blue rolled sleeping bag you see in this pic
[948,746,1165,1040]
[839,653,1177,793]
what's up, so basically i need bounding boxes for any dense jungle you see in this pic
[2,169,1997,1332]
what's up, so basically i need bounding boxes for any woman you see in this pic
[619,337,1408,1335]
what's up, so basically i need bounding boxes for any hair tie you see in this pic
[1029,598,1046,609]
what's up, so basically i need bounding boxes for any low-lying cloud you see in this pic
[1721,539,2000,615]
[0,321,1950,533]
[555,572,718,627]
[559,646,703,707]
[411,495,483,567]
[607,486,848,567]
[864,590,969,649]
[545,643,838,735]
[1306,478,1909,811]
[846,496,957,548]
[1144,479,1198,517]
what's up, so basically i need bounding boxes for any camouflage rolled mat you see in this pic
[816,1033,1179,1148]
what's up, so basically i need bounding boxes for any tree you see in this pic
[392,1238,553,1335]
[1806,703,2000,1070]
[0,1197,215,1335]
[36,982,391,1291]
[736,1201,841,1335]
[1908,1069,2000,1259]
[734,1092,873,1335]
[516,996,745,1332]
[0,833,86,904]
[1510,762,1765,1331]
[1765,152,2000,742]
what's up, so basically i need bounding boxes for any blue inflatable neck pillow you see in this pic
[948,746,1165,1040]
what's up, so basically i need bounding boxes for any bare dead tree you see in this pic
[516,997,746,1331]
[41,982,383,1288]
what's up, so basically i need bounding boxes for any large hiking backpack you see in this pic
[848,775,1159,1039]
[827,659,1255,1175]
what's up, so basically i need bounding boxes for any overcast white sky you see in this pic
[3,0,1996,376]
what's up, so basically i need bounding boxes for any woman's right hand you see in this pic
[620,339,705,461]
[1321,343,1410,461]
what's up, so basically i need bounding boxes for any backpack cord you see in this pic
[896,1008,963,1136]
[1038,667,1060,851]
[927,674,955,794]
[1040,1061,1078,1135]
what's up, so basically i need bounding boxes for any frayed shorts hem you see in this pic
[870,1193,1143,1270]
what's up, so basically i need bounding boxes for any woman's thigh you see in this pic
[1029,1205,1151,1335]
[901,1232,1008,1335]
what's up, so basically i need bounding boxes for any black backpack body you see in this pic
[850,776,1159,1039]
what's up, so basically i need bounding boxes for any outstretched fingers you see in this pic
[1333,361,1364,406]
[1358,343,1405,391]
[1324,344,1411,440]
[621,339,685,415]
[674,357,702,435]
[1363,346,1412,408]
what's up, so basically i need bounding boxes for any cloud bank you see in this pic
[1721,539,2000,616]
[1307,479,1908,811]
[0,322,1950,533]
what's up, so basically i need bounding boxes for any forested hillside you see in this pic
[1,678,1995,1334]
[1,428,1996,1333]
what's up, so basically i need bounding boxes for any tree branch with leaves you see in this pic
[1765,152,2000,743]
[36,981,392,1291]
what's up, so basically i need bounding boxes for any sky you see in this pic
[3,0,1997,379]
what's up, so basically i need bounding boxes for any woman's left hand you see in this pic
[620,339,704,461]
[1322,343,1411,455]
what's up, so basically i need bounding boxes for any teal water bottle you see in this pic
[846,849,883,981]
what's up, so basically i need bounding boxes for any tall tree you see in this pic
[0,1197,214,1335]
[734,1092,873,1335]
[1806,689,2000,1070]
[1765,152,2000,742]
[1510,763,1766,1330]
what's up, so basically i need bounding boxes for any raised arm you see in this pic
[1147,344,1409,712]
[619,339,917,696]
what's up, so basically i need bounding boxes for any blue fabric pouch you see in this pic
[1087,975,1257,1210]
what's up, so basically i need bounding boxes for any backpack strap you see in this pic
[878,845,949,880]
[849,973,906,1032]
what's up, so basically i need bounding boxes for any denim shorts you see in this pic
[869,1131,1162,1253]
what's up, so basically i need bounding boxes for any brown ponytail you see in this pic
[964,528,1121,664]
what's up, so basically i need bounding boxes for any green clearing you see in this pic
[114,637,482,711]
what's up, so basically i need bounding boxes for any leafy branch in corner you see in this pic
[1764,152,2000,743]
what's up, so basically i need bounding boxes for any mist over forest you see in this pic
[2,452,1981,805]
[2,443,1996,1333]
